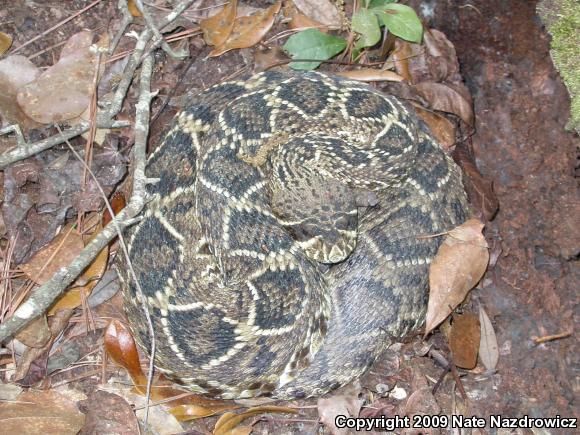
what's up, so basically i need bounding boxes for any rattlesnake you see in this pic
[118,71,468,400]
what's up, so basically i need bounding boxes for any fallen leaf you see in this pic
[214,406,298,435]
[102,192,126,226]
[49,226,109,314]
[414,81,474,126]
[391,39,415,81]
[425,219,489,335]
[336,68,404,82]
[292,0,342,28]
[17,31,101,124]
[413,104,456,150]
[317,381,363,435]
[210,2,281,57]
[13,309,74,384]
[15,315,51,348]
[78,390,139,435]
[452,141,499,221]
[104,320,147,391]
[478,306,499,370]
[0,389,85,434]
[285,0,327,32]
[0,31,12,55]
[20,224,84,285]
[449,313,481,369]
[200,0,238,47]
[0,55,41,128]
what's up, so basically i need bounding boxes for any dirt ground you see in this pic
[0,0,577,433]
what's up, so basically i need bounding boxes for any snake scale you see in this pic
[118,71,469,400]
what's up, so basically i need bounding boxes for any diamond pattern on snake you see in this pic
[117,70,468,400]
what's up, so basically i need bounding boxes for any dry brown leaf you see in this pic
[214,406,298,435]
[391,40,415,82]
[13,309,74,383]
[17,31,101,124]
[413,104,456,150]
[0,389,85,434]
[478,306,499,370]
[102,192,126,226]
[0,55,41,128]
[104,320,148,391]
[414,81,474,126]
[79,390,139,435]
[20,224,84,285]
[284,1,327,32]
[0,31,13,56]
[210,2,281,57]
[48,244,108,314]
[452,142,499,221]
[15,315,51,348]
[317,381,363,435]
[200,0,238,47]
[425,219,489,335]
[292,0,342,28]
[449,313,481,369]
[336,69,404,82]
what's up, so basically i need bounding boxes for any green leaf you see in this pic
[373,3,423,43]
[367,0,397,7]
[283,29,347,70]
[352,9,381,50]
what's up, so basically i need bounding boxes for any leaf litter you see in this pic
[0,1,520,433]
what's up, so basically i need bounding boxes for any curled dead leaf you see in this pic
[413,104,456,150]
[452,141,499,221]
[210,2,281,57]
[425,219,489,335]
[414,81,474,126]
[105,320,148,393]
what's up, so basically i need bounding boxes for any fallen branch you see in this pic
[0,119,130,170]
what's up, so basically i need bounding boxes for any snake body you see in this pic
[119,71,468,399]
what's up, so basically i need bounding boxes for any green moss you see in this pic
[538,0,580,132]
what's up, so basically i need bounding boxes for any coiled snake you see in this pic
[119,71,468,400]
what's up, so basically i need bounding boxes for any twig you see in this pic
[532,330,572,344]
[133,0,188,59]
[107,0,196,117]
[109,0,135,56]
[0,119,130,170]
